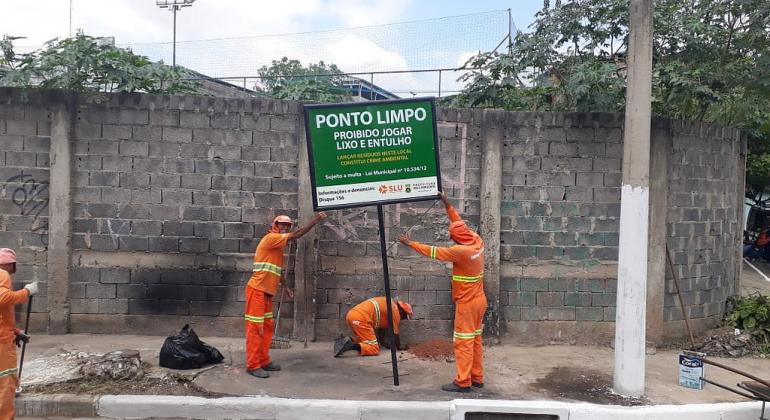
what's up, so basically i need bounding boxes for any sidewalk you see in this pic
[14,333,770,418]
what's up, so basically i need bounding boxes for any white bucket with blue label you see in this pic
[679,353,705,390]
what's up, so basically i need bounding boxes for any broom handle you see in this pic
[274,282,284,335]
[18,295,32,381]
[274,239,295,335]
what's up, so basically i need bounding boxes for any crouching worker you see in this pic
[245,212,326,379]
[334,297,412,357]
[0,248,38,419]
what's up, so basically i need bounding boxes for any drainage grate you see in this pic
[465,413,559,420]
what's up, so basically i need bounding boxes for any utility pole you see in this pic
[156,0,195,68]
[613,0,653,398]
[69,0,73,38]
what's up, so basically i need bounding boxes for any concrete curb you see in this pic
[16,394,99,417]
[17,394,765,420]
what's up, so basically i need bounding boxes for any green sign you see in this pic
[304,98,441,210]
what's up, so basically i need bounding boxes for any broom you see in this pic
[16,295,32,395]
[271,239,295,349]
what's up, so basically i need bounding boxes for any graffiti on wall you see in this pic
[6,173,49,246]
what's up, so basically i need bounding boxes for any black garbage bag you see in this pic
[159,324,224,369]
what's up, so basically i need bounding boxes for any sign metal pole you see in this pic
[376,204,399,386]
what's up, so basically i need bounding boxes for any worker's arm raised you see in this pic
[398,233,456,262]
[440,192,461,223]
[287,212,327,241]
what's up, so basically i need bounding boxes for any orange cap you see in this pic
[397,301,413,319]
[273,215,293,225]
[0,248,16,265]
[270,215,293,233]
[449,220,476,245]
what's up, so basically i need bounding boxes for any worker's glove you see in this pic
[14,332,29,348]
[23,282,39,296]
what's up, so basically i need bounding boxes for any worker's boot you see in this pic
[441,382,471,393]
[247,368,269,379]
[262,362,281,371]
[334,337,357,357]
[472,381,484,388]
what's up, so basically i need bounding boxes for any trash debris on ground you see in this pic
[25,371,216,397]
[80,349,144,380]
[408,339,455,362]
[693,331,759,358]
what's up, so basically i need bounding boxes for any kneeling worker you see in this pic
[335,297,412,357]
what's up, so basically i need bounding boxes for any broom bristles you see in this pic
[271,336,292,349]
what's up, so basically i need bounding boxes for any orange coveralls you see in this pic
[0,269,30,420]
[345,297,401,356]
[408,205,487,388]
[244,232,289,371]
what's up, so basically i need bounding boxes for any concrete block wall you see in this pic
[65,94,302,335]
[496,113,623,342]
[663,121,745,339]
[0,91,52,322]
[0,88,745,343]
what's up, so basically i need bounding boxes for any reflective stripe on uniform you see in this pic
[453,331,476,340]
[474,328,483,336]
[430,246,437,259]
[361,339,379,345]
[452,274,483,283]
[264,312,274,319]
[367,298,381,324]
[252,262,282,276]
[0,367,17,377]
[244,314,264,323]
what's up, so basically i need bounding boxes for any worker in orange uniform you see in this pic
[0,248,38,419]
[334,297,413,357]
[245,213,326,379]
[398,192,487,393]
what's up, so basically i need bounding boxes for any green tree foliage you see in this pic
[0,32,193,94]
[452,0,770,195]
[257,57,351,102]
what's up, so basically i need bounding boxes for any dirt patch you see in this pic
[26,369,223,398]
[533,367,647,406]
[408,339,454,362]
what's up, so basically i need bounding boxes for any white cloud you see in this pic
[325,35,408,71]
[2,0,410,46]
[322,0,412,27]
[1,0,472,96]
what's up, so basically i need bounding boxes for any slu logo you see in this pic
[378,185,404,194]
[405,184,412,193]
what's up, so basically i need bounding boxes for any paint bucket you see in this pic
[679,353,705,390]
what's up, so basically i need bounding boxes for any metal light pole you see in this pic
[156,0,195,68]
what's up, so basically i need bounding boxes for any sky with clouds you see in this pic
[1,0,544,96]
